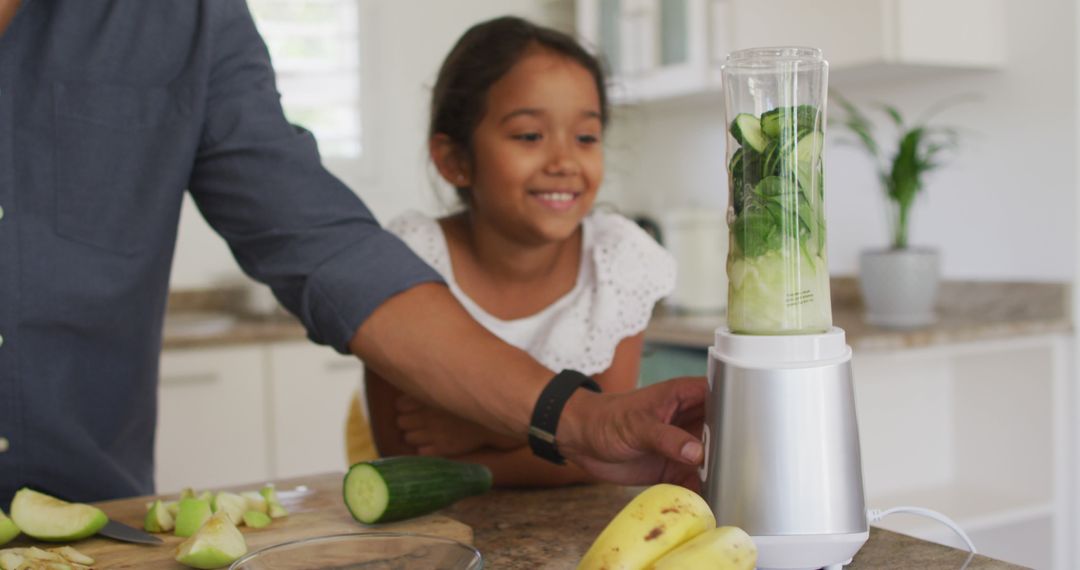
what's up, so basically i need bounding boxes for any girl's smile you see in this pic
[528,189,584,212]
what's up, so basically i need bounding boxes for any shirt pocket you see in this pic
[53,80,193,255]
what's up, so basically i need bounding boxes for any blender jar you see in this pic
[722,47,832,335]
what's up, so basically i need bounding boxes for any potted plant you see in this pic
[832,93,961,328]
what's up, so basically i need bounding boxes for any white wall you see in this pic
[605,0,1077,281]
[170,0,572,289]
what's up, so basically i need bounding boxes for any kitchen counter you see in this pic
[646,278,1071,351]
[445,482,1021,568]
[70,473,1021,568]
[163,279,1071,351]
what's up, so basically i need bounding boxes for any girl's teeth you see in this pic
[536,192,574,202]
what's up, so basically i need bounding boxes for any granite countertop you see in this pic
[162,278,1071,351]
[646,278,1071,351]
[444,484,1023,569]
[162,287,307,350]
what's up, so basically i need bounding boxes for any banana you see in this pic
[577,484,716,570]
[650,526,757,570]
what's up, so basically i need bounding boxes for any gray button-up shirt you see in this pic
[0,0,442,504]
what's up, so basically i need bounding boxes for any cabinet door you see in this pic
[729,0,1004,77]
[579,0,709,102]
[267,342,364,479]
[156,346,270,494]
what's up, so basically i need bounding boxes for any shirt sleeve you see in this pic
[187,0,443,353]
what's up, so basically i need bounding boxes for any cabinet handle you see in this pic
[160,372,218,386]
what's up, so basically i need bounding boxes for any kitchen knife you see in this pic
[97,519,163,545]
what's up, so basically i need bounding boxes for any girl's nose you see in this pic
[543,146,580,176]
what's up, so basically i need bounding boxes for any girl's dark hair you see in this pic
[429,16,609,201]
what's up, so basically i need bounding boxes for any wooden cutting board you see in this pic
[6,472,472,569]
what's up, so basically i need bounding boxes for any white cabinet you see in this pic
[266,342,364,479]
[155,346,271,494]
[155,340,364,494]
[577,0,711,102]
[728,0,1006,84]
[853,335,1067,570]
[575,0,1005,102]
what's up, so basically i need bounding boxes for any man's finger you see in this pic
[648,422,704,466]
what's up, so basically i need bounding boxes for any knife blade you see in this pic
[97,519,163,545]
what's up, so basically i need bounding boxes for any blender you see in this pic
[700,47,869,570]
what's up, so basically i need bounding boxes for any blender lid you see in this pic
[713,327,850,368]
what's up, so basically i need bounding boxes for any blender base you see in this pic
[754,531,868,570]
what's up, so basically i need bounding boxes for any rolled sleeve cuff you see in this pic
[302,230,444,354]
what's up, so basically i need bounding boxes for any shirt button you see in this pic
[0,334,4,347]
[0,438,9,453]
[0,204,4,220]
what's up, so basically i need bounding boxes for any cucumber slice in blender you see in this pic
[761,105,820,138]
[730,113,767,152]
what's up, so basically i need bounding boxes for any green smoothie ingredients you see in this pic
[727,104,832,334]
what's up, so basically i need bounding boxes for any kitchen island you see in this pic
[445,482,1025,569]
[70,473,1020,568]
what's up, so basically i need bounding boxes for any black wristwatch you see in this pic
[528,369,602,465]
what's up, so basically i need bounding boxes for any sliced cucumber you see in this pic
[795,130,824,197]
[761,104,820,139]
[343,456,493,524]
[729,113,767,152]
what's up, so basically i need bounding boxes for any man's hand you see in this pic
[557,377,708,490]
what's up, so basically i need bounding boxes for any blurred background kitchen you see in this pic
[161,1,1074,568]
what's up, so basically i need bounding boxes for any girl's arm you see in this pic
[399,333,646,487]
[367,365,519,457]
[364,366,417,457]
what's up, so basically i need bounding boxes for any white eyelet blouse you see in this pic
[387,210,676,375]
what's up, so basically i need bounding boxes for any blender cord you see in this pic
[867,506,978,554]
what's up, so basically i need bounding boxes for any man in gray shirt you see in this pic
[0,0,706,505]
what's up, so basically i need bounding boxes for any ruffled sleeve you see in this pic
[385,211,453,278]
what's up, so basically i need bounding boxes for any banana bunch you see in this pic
[577,484,756,570]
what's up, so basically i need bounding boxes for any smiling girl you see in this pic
[356,16,675,486]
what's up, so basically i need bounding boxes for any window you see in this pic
[248,0,365,160]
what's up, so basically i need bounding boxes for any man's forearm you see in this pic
[349,282,551,439]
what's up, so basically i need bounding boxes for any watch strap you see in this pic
[528,369,602,465]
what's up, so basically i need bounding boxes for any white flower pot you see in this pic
[858,248,940,328]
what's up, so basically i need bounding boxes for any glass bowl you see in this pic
[229,532,483,570]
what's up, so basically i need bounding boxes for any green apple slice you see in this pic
[240,491,267,514]
[9,488,107,542]
[144,499,175,533]
[174,498,212,538]
[211,492,246,526]
[241,510,270,529]
[175,512,248,569]
[0,508,19,546]
[51,546,95,566]
[259,486,288,519]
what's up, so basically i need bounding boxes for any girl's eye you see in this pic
[513,132,542,142]
[578,134,600,144]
